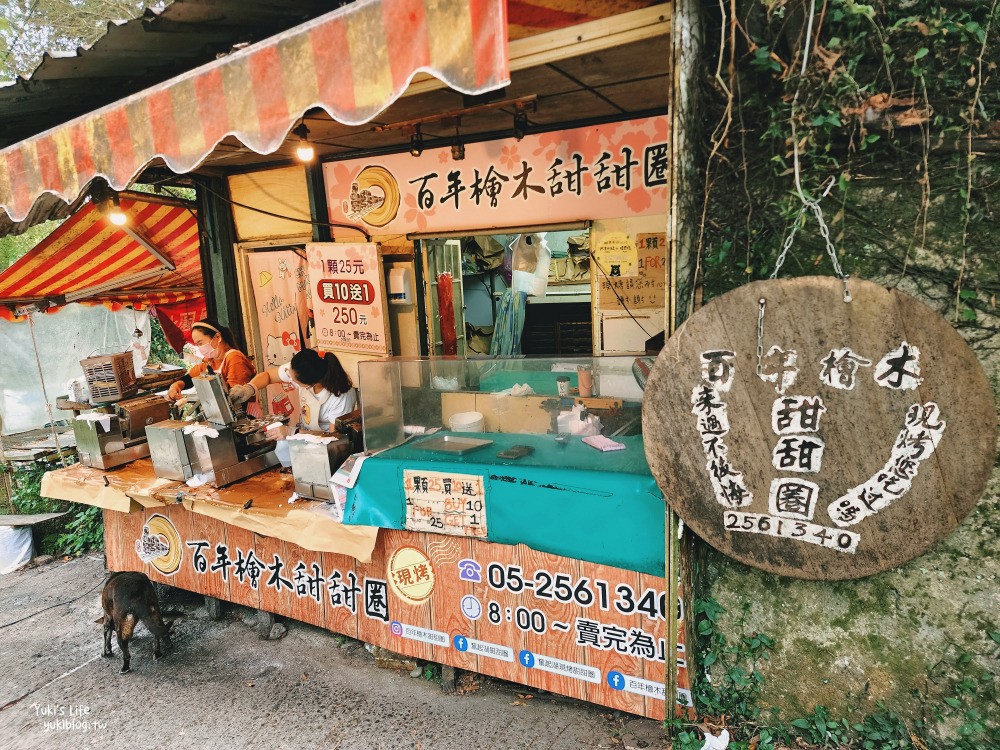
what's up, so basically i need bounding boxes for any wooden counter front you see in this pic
[103,502,693,720]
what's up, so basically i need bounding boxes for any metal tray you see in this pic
[412,435,494,455]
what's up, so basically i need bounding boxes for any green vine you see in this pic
[698,0,1000,336]
[669,598,1000,749]
[2,460,104,557]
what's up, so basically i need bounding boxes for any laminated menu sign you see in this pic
[306,243,389,355]
[403,470,487,538]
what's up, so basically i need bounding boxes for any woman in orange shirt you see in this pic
[166,318,256,400]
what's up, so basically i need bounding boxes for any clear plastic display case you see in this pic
[357,356,647,452]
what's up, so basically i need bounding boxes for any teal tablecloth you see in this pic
[478,370,578,395]
[344,431,665,576]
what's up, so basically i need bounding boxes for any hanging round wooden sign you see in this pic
[643,276,997,580]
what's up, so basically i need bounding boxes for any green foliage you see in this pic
[2,460,103,556]
[1,1,155,79]
[54,504,104,555]
[0,220,61,271]
[669,599,999,749]
[699,0,1000,319]
[148,315,185,367]
[918,637,1000,750]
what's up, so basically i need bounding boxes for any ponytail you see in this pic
[290,348,352,396]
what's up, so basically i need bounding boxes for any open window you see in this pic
[414,223,592,357]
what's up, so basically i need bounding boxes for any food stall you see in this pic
[39,352,693,720]
[3,0,695,723]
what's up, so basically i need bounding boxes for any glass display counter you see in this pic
[346,356,665,575]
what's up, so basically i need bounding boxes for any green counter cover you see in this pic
[344,431,665,576]
[479,370,577,395]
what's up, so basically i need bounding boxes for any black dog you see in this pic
[98,572,173,674]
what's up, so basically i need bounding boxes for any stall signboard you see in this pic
[597,232,667,310]
[403,469,487,538]
[306,243,390,356]
[246,250,312,424]
[643,276,998,580]
[323,117,669,235]
[105,504,692,720]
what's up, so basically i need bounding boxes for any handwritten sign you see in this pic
[598,233,667,310]
[306,243,389,355]
[403,470,487,538]
[643,276,997,580]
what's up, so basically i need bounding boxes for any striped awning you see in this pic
[0,0,509,224]
[0,196,202,307]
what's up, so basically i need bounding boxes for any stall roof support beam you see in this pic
[120,224,177,272]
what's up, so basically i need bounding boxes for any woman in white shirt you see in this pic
[229,348,357,432]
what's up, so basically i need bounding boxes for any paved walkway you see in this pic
[0,555,669,749]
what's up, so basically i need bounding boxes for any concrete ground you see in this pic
[0,555,671,750]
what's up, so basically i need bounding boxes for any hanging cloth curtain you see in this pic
[489,290,527,357]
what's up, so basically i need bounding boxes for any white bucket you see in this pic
[449,411,485,433]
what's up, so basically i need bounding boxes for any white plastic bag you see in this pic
[510,233,551,297]
[0,525,34,574]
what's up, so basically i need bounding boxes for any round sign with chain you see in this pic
[643,276,997,580]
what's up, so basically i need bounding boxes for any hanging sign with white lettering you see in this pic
[642,276,997,580]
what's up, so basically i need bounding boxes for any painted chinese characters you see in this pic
[701,349,736,392]
[324,117,669,235]
[768,478,819,520]
[759,346,799,395]
[694,341,945,556]
[646,276,996,580]
[874,342,922,390]
[828,402,946,527]
[691,351,753,509]
[403,470,488,538]
[771,396,826,474]
[819,348,872,390]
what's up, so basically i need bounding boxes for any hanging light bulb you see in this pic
[107,191,128,226]
[451,119,465,161]
[294,123,315,162]
[92,180,128,225]
[513,110,528,141]
[409,127,424,157]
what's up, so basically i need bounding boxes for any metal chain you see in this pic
[809,200,852,302]
[770,177,851,302]
[756,298,766,377]
[769,205,808,280]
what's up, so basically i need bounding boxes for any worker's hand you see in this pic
[167,380,185,400]
[229,383,256,405]
[265,423,290,441]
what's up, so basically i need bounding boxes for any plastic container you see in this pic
[449,411,486,433]
[556,376,570,396]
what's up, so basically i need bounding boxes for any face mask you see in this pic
[197,342,217,359]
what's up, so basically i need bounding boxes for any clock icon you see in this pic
[461,595,482,621]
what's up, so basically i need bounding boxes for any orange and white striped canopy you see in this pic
[0,0,509,224]
[0,196,202,306]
